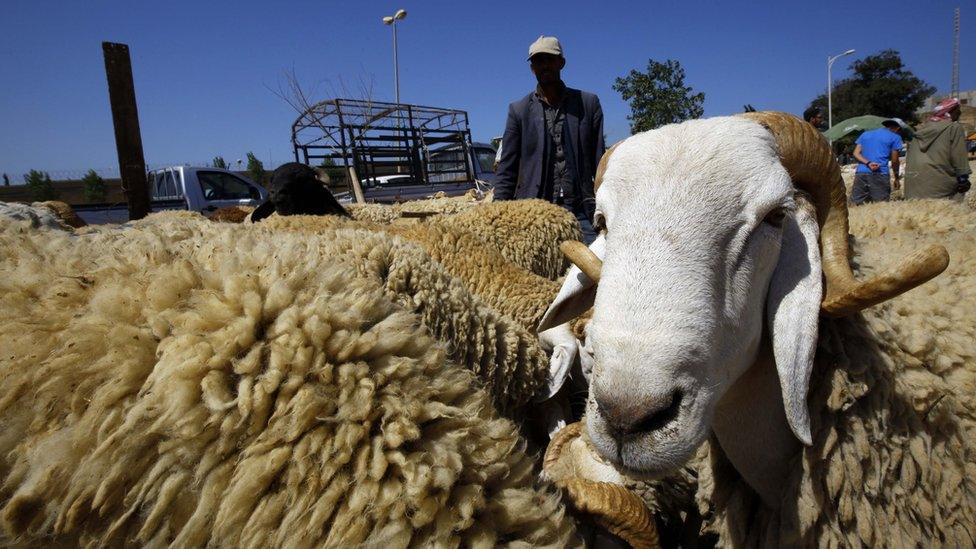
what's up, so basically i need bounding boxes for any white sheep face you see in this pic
[584,117,800,477]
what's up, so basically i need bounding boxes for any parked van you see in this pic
[74,166,267,224]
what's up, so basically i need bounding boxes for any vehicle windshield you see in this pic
[474,148,496,174]
[197,171,259,200]
[151,170,182,200]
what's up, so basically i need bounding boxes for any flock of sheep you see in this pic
[0,111,974,547]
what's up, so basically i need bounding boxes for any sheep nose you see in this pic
[595,389,682,436]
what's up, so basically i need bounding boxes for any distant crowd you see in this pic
[803,100,972,205]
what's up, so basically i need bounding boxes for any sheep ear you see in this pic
[766,202,822,446]
[537,234,605,333]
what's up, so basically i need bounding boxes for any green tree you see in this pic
[81,169,107,203]
[246,152,266,185]
[318,157,346,185]
[212,156,228,169]
[24,170,58,201]
[807,50,935,125]
[613,59,705,134]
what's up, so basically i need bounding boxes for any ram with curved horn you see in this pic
[542,113,948,329]
[537,112,969,545]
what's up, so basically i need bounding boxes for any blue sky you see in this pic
[1,0,972,182]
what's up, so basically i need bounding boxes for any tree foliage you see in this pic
[24,170,58,201]
[246,152,266,185]
[212,156,228,169]
[613,59,705,134]
[82,169,107,203]
[808,50,935,125]
[318,158,347,186]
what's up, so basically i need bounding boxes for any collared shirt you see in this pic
[535,83,577,206]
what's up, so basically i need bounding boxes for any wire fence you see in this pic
[3,161,286,185]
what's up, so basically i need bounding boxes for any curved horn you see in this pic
[742,111,949,316]
[543,421,583,471]
[560,240,602,283]
[560,477,661,549]
[592,142,620,195]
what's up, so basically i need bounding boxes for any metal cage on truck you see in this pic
[291,98,477,189]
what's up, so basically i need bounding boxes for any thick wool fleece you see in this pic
[173,211,550,411]
[0,215,578,547]
[32,201,87,228]
[348,198,580,281]
[696,200,976,547]
[0,201,71,230]
[394,219,561,331]
[348,193,483,224]
[209,206,254,223]
[438,200,581,281]
[260,214,562,335]
[848,198,976,238]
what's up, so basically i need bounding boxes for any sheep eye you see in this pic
[763,208,786,228]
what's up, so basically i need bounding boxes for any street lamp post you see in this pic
[827,48,856,130]
[382,9,408,104]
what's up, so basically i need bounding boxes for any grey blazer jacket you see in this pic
[494,87,605,207]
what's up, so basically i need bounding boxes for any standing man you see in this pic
[803,106,825,130]
[495,36,605,244]
[850,119,905,205]
[904,98,972,200]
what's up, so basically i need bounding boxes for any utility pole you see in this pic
[102,42,149,220]
[827,49,856,132]
[951,7,960,98]
[382,9,408,104]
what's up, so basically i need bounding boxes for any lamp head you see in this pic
[383,16,394,24]
[394,9,407,20]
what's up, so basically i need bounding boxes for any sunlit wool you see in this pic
[436,199,581,280]
[696,198,976,547]
[348,197,581,280]
[0,214,579,546]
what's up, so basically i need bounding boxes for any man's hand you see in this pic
[868,162,881,172]
[957,175,971,195]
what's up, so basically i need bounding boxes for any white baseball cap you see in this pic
[528,35,563,60]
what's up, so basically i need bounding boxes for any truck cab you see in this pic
[150,166,266,212]
[75,167,267,224]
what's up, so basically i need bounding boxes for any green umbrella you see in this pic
[823,115,914,141]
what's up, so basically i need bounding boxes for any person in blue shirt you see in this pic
[851,119,905,204]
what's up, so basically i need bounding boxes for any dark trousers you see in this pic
[573,208,597,245]
[851,173,891,205]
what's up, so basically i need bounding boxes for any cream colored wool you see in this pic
[155,211,550,411]
[347,194,483,224]
[696,200,976,547]
[260,214,562,335]
[348,198,580,281]
[437,200,580,280]
[209,205,255,223]
[0,201,71,230]
[848,198,976,238]
[395,219,561,331]
[0,214,578,547]
[32,201,87,228]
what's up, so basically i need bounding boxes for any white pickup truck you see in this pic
[75,166,268,225]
